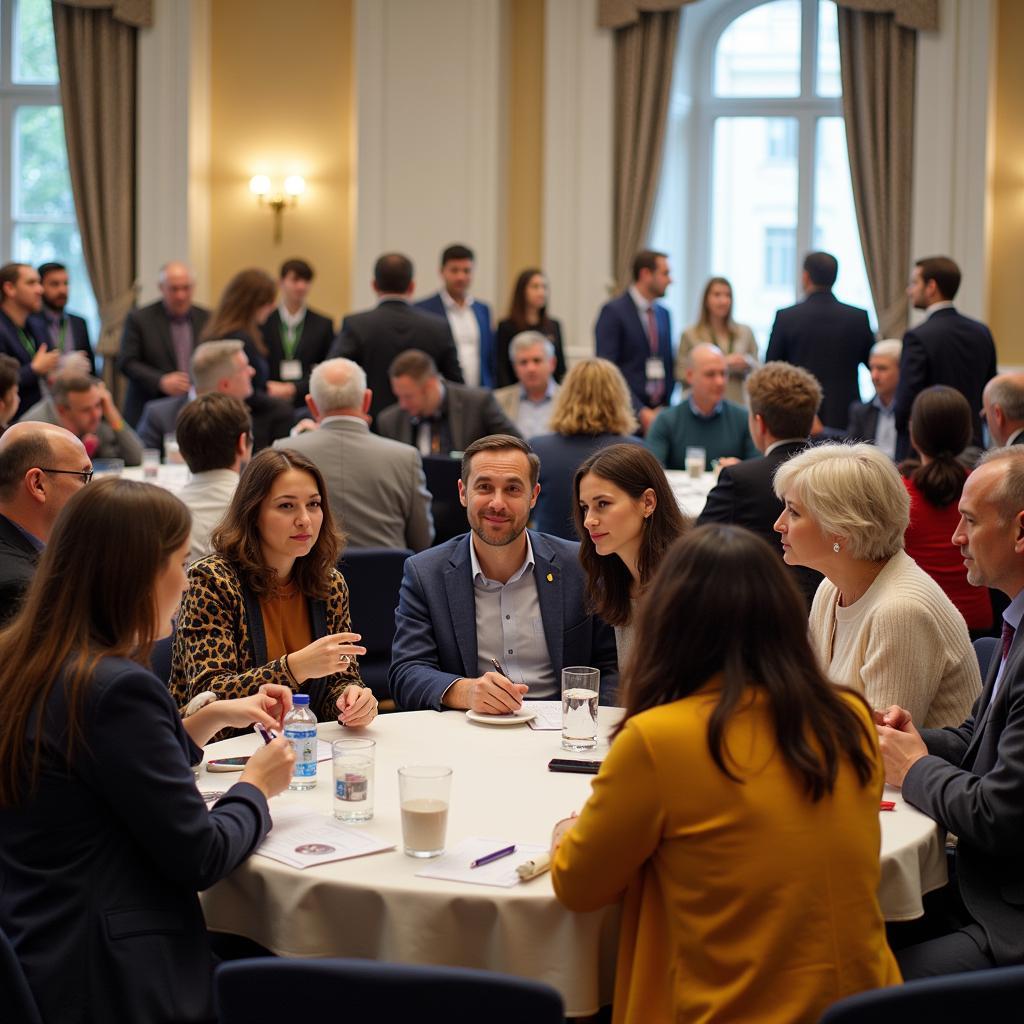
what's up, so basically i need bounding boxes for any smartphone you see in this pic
[548,758,601,775]
[207,756,250,772]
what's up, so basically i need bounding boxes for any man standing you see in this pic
[415,244,495,388]
[117,261,210,425]
[0,262,58,419]
[389,434,618,711]
[493,332,560,440]
[846,340,909,461]
[595,250,674,433]
[982,374,1024,448]
[895,256,998,449]
[275,358,434,552]
[766,251,874,429]
[30,262,95,374]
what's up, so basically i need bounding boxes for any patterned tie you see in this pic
[1002,620,1016,663]
[645,307,665,406]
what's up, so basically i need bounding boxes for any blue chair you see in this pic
[0,926,43,1024]
[973,635,999,678]
[422,455,465,545]
[338,548,413,700]
[819,965,1024,1020]
[215,958,564,1024]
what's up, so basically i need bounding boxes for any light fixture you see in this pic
[249,174,305,244]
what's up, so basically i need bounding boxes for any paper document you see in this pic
[316,739,334,762]
[416,837,548,888]
[523,700,562,731]
[257,807,394,868]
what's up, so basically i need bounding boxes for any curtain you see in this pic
[50,0,153,388]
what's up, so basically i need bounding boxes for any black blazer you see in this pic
[117,300,210,425]
[0,656,270,1023]
[765,291,875,429]
[846,400,911,461]
[895,307,998,448]
[494,318,567,389]
[0,309,49,419]
[696,440,824,607]
[261,307,335,404]
[0,512,39,626]
[328,300,464,423]
[27,309,94,374]
[136,394,189,454]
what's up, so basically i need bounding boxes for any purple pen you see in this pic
[253,723,277,745]
[470,844,517,869]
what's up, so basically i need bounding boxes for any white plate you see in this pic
[465,708,536,726]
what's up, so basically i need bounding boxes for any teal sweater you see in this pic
[645,400,758,470]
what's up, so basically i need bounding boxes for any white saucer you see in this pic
[465,708,536,726]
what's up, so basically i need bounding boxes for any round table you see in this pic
[200,708,946,1016]
[664,468,716,518]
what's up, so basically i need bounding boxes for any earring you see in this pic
[833,542,841,553]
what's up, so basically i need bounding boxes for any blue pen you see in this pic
[470,844,517,869]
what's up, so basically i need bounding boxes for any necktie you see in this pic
[645,307,665,406]
[1002,620,1016,663]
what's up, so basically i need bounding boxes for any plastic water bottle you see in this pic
[283,694,317,790]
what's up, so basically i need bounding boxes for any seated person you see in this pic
[645,343,757,470]
[0,477,295,1024]
[550,525,900,1022]
[22,371,143,465]
[0,352,20,431]
[493,331,560,440]
[774,442,980,727]
[170,448,378,728]
[175,392,252,565]
[389,434,619,712]
[698,360,823,606]
[376,348,520,454]
[847,339,909,460]
[981,372,1024,448]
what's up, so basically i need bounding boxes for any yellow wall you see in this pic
[988,0,1024,365]
[208,0,354,322]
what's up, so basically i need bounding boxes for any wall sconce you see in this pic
[249,174,306,244]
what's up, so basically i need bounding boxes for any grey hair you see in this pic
[985,376,1024,423]
[191,340,245,394]
[508,330,555,362]
[978,446,1024,522]
[870,339,902,362]
[310,358,367,413]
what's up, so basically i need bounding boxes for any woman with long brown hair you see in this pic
[550,525,900,1023]
[171,447,378,728]
[495,268,566,388]
[0,478,296,1024]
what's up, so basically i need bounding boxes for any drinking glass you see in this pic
[685,446,706,479]
[332,738,375,822]
[561,666,600,752]
[398,765,452,858]
[141,448,160,480]
[163,433,183,464]
[91,458,124,478]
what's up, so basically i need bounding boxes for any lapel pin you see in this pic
[546,573,554,582]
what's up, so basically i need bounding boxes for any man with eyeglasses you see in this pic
[0,421,92,626]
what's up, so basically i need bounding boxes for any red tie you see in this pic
[1002,620,1016,662]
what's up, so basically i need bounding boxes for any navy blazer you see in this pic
[136,393,189,455]
[261,307,335,404]
[0,512,39,626]
[846,399,911,461]
[388,530,619,710]
[415,292,496,389]
[594,291,673,410]
[27,309,94,374]
[0,310,49,419]
[0,656,270,1024]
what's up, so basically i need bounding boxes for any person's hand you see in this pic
[214,691,289,732]
[725,352,748,372]
[638,406,660,434]
[96,382,119,421]
[60,350,90,376]
[877,719,928,787]
[290,418,318,436]
[336,686,378,728]
[873,704,914,731]
[443,672,529,713]
[288,633,366,683]
[267,380,297,400]
[30,344,60,377]
[550,813,577,854]
[717,456,740,468]
[159,371,191,396]
[257,682,293,728]
[240,736,295,799]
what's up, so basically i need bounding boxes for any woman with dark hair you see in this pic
[495,268,566,388]
[901,385,992,636]
[0,478,296,1024]
[171,447,377,728]
[573,443,688,666]
[550,525,900,1023]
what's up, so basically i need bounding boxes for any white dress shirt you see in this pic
[178,469,240,565]
[442,289,481,387]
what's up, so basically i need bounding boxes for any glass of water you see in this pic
[332,738,374,822]
[685,446,706,479]
[561,666,600,751]
[142,448,160,480]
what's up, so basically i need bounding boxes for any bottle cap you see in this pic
[293,694,310,705]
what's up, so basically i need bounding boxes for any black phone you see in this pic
[207,756,250,773]
[548,758,601,774]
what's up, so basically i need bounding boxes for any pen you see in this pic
[470,844,517,869]
[490,657,507,677]
[253,723,277,745]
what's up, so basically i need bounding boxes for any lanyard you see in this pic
[56,319,67,351]
[16,327,36,357]
[281,317,304,360]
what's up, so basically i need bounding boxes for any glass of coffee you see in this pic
[398,765,452,858]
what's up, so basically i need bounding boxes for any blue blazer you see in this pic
[388,530,619,710]
[594,291,673,410]
[27,309,95,374]
[0,310,49,419]
[415,292,496,389]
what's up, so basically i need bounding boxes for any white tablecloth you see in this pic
[200,709,946,1014]
[665,468,715,518]
[121,463,190,493]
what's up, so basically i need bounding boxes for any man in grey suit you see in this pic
[492,331,560,440]
[275,358,433,551]
[877,446,1024,977]
[376,348,520,454]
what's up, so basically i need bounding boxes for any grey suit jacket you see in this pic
[22,397,144,466]
[274,416,434,551]
[903,628,1024,964]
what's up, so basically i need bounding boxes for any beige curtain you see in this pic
[50,0,152,387]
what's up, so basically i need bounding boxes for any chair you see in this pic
[818,965,1024,1021]
[338,548,413,700]
[0,926,43,1024]
[973,635,999,678]
[215,958,564,1024]
[422,454,465,545]
[150,632,174,685]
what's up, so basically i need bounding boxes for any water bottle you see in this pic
[283,694,317,790]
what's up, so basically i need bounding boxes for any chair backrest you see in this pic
[215,958,564,1024]
[819,965,1024,1022]
[0,926,43,1024]
[150,632,174,685]
[422,454,465,545]
[338,548,413,656]
[973,635,999,679]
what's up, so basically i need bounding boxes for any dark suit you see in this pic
[895,307,998,448]
[0,512,40,626]
[376,382,520,452]
[388,530,619,710]
[696,441,823,607]
[765,291,874,429]
[117,301,210,425]
[0,309,49,420]
[415,293,495,388]
[594,291,673,411]
[136,393,189,454]
[29,307,95,374]
[495,317,567,388]
[0,656,270,1024]
[329,300,464,423]
[261,306,334,404]
[846,399,911,461]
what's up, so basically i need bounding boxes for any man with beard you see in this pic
[30,262,95,374]
[389,434,619,712]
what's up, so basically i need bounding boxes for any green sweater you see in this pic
[645,400,758,469]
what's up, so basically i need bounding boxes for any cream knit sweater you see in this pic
[808,549,981,728]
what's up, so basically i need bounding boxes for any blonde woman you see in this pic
[774,442,980,727]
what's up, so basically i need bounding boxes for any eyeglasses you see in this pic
[40,468,94,484]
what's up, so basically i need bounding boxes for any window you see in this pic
[1,0,98,337]
[764,227,796,288]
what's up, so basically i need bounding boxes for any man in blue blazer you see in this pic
[29,261,95,374]
[389,434,619,712]
[415,243,496,389]
[0,262,56,420]
[594,250,674,433]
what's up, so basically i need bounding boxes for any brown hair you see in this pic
[900,386,971,508]
[617,525,876,799]
[211,447,341,598]
[916,256,961,301]
[202,268,276,356]
[461,434,540,489]
[506,268,554,333]
[573,443,689,627]
[547,358,638,437]
[631,250,667,281]
[0,262,29,296]
[388,348,437,382]
[175,393,252,474]
[695,276,737,341]
[0,479,190,805]
[745,361,821,439]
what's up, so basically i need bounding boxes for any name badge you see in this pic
[280,359,303,381]
[645,357,666,381]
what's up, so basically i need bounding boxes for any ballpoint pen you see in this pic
[471,845,517,869]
